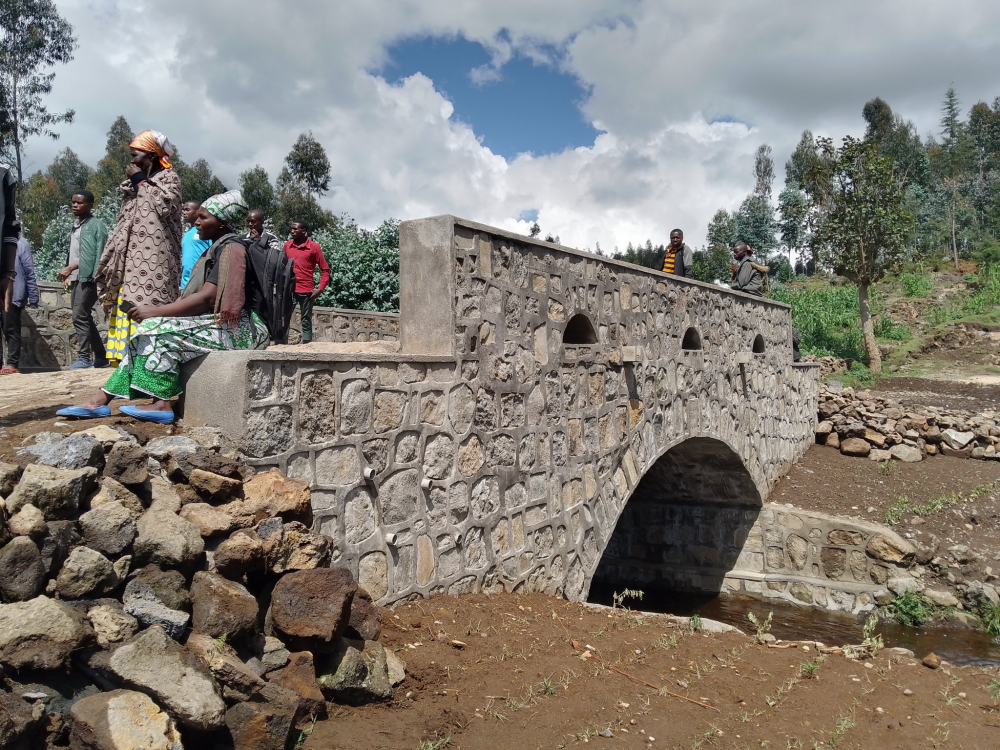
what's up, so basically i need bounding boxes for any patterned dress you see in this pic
[96,169,183,363]
[102,312,268,400]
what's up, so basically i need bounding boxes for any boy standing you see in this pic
[1,227,39,373]
[180,200,211,290]
[58,190,109,369]
[283,221,329,344]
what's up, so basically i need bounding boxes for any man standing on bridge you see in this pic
[656,229,693,278]
[283,221,329,344]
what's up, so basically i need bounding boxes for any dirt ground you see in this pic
[305,593,1000,750]
[872,376,1000,412]
[771,445,1000,559]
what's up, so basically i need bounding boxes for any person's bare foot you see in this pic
[132,399,174,412]
[74,392,113,409]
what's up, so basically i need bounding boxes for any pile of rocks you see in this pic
[802,355,848,377]
[0,425,402,749]
[815,383,1000,462]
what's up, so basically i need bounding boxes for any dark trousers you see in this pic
[294,292,314,343]
[71,281,106,362]
[2,304,22,367]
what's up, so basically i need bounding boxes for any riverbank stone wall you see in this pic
[183,216,821,605]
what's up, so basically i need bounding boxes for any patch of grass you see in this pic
[988,678,1000,700]
[884,496,910,525]
[770,282,865,359]
[889,591,932,627]
[886,483,996,525]
[417,738,451,750]
[689,614,703,632]
[980,602,1000,637]
[799,662,820,679]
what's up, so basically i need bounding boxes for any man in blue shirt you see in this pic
[180,200,211,290]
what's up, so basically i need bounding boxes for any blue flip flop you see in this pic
[56,405,112,419]
[119,405,175,424]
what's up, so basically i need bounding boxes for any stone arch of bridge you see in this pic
[582,436,762,602]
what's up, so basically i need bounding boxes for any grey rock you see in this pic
[0,461,22,495]
[186,426,230,452]
[90,478,145,518]
[20,433,104,471]
[965,580,1000,606]
[924,588,959,608]
[55,546,117,599]
[316,638,393,705]
[70,689,183,750]
[888,577,924,595]
[134,508,204,571]
[108,625,226,731]
[949,544,979,564]
[0,595,93,670]
[889,444,922,462]
[39,520,79,576]
[103,441,149,486]
[79,501,136,556]
[6,464,97,520]
[123,597,190,640]
[0,536,46,601]
[144,436,202,463]
[941,428,974,450]
[125,566,191,612]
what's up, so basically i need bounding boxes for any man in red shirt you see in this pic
[283,221,330,344]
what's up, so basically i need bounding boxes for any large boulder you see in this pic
[839,437,871,457]
[79,501,137,556]
[20,432,104,471]
[190,572,258,640]
[55,546,117,599]
[941,428,974,450]
[316,639,393,705]
[242,469,312,525]
[214,529,264,579]
[6,464,97,520]
[103,441,149,486]
[0,596,93,670]
[134,508,204,571]
[69,689,183,750]
[0,536,46,601]
[108,625,226,731]
[270,568,356,653]
[187,633,267,702]
[889,444,922,463]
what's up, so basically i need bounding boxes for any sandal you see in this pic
[0,366,18,374]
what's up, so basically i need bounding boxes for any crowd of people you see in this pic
[0,128,770,426]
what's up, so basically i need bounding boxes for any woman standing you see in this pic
[96,129,183,365]
[58,190,269,423]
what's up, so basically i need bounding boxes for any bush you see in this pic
[889,591,931,627]
[769,283,865,359]
[312,217,400,312]
[874,315,911,341]
[900,271,933,298]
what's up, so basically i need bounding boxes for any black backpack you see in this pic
[238,237,296,344]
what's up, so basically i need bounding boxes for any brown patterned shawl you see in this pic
[96,168,183,309]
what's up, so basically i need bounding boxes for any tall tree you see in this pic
[777,181,809,270]
[862,96,929,187]
[283,132,331,198]
[753,143,775,200]
[173,156,226,203]
[706,208,738,250]
[87,115,133,202]
[814,137,912,374]
[238,165,276,214]
[46,146,91,203]
[19,169,59,246]
[0,0,77,183]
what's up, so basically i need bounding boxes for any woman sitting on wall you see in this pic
[57,190,269,423]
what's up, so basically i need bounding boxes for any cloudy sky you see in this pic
[23,0,1000,249]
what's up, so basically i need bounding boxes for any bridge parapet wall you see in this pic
[184,216,821,604]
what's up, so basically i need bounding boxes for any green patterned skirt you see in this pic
[103,312,268,401]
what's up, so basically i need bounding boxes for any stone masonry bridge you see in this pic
[184,216,837,608]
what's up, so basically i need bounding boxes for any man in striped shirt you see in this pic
[656,229,693,278]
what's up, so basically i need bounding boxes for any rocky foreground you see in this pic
[0,425,402,749]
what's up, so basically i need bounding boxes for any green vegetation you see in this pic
[770,282,864,358]
[925,263,1000,325]
[900,270,933,297]
[313,218,400,312]
[980,602,1000,637]
[747,610,773,644]
[888,591,932,627]
[799,661,820,678]
[885,483,996,526]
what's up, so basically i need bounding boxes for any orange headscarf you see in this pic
[129,129,175,169]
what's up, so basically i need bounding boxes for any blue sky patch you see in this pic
[379,34,601,160]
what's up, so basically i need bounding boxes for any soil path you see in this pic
[305,593,1000,750]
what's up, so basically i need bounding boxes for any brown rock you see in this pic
[215,529,265,579]
[0,689,45,748]
[825,432,841,450]
[840,437,870,457]
[190,571,258,640]
[70,689,182,750]
[189,468,242,502]
[180,503,235,537]
[258,520,331,573]
[267,651,327,721]
[866,532,915,564]
[243,468,312,525]
[103,441,149,486]
[346,587,383,641]
[187,633,267,702]
[226,697,298,750]
[921,652,941,669]
[863,428,886,448]
[270,568,356,653]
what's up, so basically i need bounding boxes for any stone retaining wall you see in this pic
[20,281,396,368]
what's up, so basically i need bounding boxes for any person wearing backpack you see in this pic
[283,220,329,344]
[55,190,268,424]
[654,229,693,278]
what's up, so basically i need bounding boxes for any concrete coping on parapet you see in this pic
[201,349,456,365]
[433,215,793,312]
[790,362,822,369]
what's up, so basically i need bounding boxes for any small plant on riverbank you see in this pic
[748,610,773,643]
[689,614,703,632]
[799,661,820,679]
[889,591,932,627]
[612,588,643,610]
[988,678,1000,701]
[980,602,1000,637]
